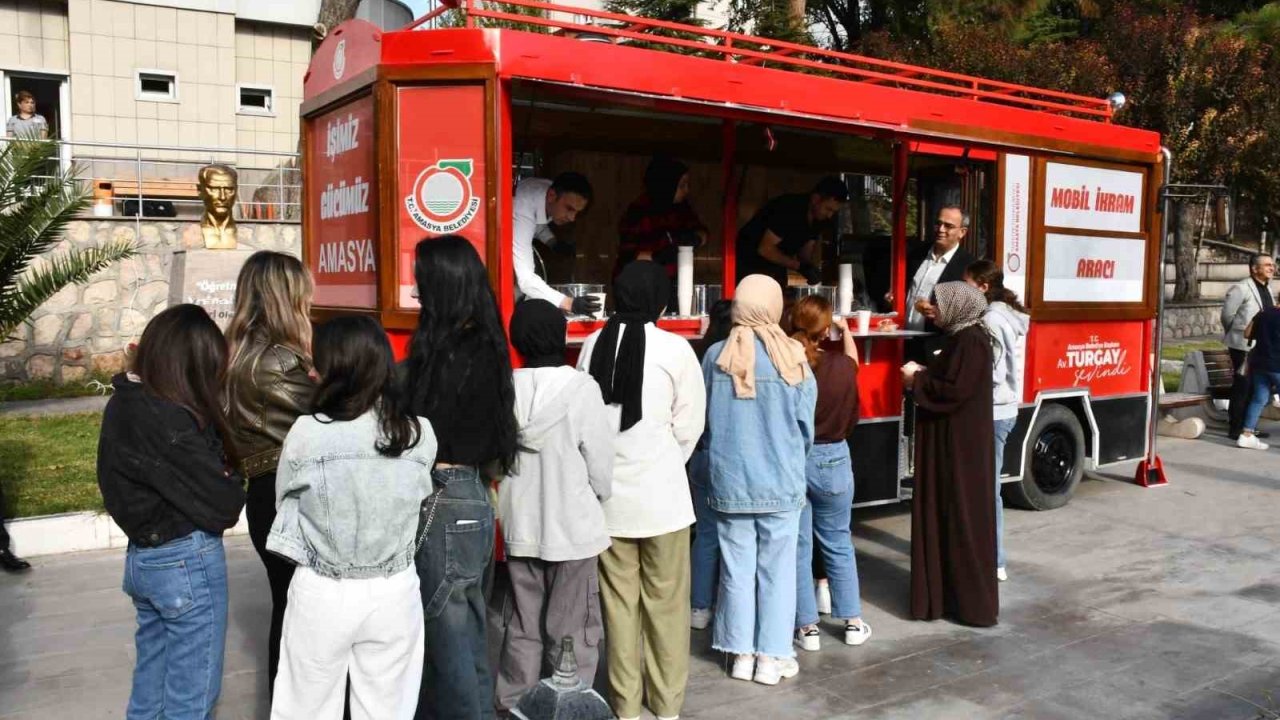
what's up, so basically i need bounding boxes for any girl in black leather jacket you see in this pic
[97,304,245,719]
[223,250,316,694]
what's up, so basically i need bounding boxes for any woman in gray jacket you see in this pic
[268,316,437,720]
[496,299,615,713]
[966,261,1029,583]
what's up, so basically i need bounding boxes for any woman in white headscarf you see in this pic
[901,281,998,627]
[702,275,817,686]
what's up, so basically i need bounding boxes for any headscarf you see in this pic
[715,274,808,399]
[510,299,566,369]
[643,155,689,211]
[588,261,670,431]
[933,281,989,335]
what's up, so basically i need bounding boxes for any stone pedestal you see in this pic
[168,249,254,329]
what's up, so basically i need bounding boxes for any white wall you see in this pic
[0,0,71,73]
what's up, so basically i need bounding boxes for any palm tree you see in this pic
[0,139,135,341]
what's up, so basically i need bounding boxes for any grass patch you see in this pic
[0,412,102,518]
[1161,339,1223,362]
[0,372,114,403]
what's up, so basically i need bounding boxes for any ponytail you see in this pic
[965,259,1027,314]
[788,295,833,370]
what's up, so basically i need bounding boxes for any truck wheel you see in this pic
[1004,404,1085,511]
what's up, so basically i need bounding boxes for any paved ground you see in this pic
[4,429,1280,719]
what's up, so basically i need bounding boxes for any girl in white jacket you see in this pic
[966,260,1030,583]
[496,299,615,713]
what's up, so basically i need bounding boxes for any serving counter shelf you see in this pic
[565,316,705,347]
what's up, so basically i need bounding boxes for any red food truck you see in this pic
[300,0,1169,512]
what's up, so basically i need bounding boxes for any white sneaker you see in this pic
[815,580,832,615]
[730,654,755,681]
[1237,433,1270,450]
[796,625,821,652]
[845,620,872,646]
[753,655,799,685]
[690,607,712,630]
[997,566,1008,582]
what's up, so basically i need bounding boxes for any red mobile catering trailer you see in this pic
[300,0,1169,510]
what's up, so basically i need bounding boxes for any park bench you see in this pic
[1177,348,1234,422]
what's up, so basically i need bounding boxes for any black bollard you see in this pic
[512,637,614,720]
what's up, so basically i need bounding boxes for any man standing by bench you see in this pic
[1222,253,1276,439]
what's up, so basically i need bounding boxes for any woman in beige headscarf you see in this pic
[701,275,817,686]
[901,281,998,627]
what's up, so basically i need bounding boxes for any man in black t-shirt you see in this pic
[736,176,848,287]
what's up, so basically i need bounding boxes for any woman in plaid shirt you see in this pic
[615,156,708,306]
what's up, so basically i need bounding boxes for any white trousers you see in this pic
[271,566,424,720]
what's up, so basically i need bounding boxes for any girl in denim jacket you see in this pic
[702,275,816,686]
[268,316,437,720]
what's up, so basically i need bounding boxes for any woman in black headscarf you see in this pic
[615,155,708,295]
[576,261,707,720]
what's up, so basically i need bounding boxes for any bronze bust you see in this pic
[198,164,238,250]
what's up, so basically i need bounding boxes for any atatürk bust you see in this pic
[198,164,239,250]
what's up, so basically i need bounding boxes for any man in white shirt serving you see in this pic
[512,172,602,316]
[891,205,976,363]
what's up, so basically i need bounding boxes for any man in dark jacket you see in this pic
[0,484,30,571]
[892,205,977,363]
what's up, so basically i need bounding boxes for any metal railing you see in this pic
[0,137,302,223]
[406,0,1114,120]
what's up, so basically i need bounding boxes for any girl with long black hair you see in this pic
[98,304,246,719]
[268,316,436,720]
[403,235,519,720]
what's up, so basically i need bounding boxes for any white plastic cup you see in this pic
[588,292,606,320]
[677,247,694,316]
[856,309,872,335]
[837,263,854,315]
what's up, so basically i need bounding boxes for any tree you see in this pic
[313,0,361,50]
[0,140,135,341]
[606,0,701,22]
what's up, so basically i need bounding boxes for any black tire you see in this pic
[1004,404,1085,511]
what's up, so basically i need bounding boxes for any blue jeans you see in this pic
[993,417,1016,569]
[689,448,719,611]
[795,442,861,626]
[1244,371,1280,433]
[712,508,800,658]
[415,466,496,720]
[123,530,228,720]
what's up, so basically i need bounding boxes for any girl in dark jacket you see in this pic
[98,304,246,719]
[403,235,520,720]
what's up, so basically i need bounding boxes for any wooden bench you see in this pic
[1158,391,1210,410]
[106,179,200,199]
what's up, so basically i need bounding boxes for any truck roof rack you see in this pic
[406,0,1114,121]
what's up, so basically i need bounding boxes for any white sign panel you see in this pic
[1044,162,1145,234]
[1002,154,1030,302]
[1043,233,1147,303]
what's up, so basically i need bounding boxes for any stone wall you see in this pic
[1163,301,1223,341]
[0,218,300,384]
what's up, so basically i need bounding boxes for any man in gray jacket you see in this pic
[1221,254,1276,439]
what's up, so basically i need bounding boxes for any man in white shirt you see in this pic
[893,206,976,361]
[512,172,601,316]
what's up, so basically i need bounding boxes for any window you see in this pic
[237,84,274,115]
[135,70,178,102]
